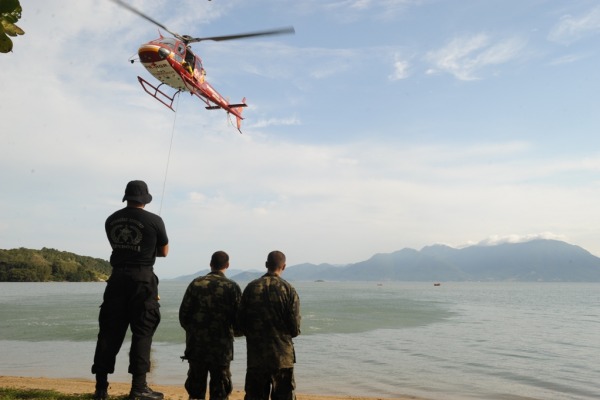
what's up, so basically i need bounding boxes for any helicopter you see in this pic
[111,0,295,132]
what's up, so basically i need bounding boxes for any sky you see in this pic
[2,0,600,278]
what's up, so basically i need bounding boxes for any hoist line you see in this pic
[158,93,181,216]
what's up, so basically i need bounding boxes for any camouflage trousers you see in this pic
[244,367,295,400]
[185,360,233,400]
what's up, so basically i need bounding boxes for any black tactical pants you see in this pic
[91,267,161,376]
[244,367,295,400]
[185,360,233,400]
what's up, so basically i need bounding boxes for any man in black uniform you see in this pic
[92,180,169,400]
[238,250,301,400]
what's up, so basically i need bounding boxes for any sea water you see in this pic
[0,281,598,400]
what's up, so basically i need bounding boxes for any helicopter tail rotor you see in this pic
[232,97,246,133]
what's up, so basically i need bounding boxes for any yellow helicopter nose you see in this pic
[138,44,170,63]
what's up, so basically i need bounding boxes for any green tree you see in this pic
[66,265,96,282]
[0,0,24,53]
[8,265,37,281]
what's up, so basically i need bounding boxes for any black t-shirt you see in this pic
[105,207,169,268]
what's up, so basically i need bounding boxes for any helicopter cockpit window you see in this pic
[177,43,185,56]
[156,38,177,50]
[194,57,204,73]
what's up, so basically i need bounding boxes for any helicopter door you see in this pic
[184,48,195,75]
[194,57,206,83]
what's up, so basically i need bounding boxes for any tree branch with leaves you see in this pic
[0,0,24,53]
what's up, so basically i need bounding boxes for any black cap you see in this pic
[122,180,153,204]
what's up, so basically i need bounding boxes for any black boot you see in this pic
[128,384,164,400]
[93,375,108,400]
[129,374,163,400]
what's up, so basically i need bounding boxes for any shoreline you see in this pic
[0,376,428,400]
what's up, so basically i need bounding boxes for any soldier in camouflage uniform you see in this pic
[179,251,242,400]
[238,251,301,400]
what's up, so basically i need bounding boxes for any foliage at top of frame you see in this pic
[1,0,25,53]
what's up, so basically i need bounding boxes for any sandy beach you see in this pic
[0,376,426,400]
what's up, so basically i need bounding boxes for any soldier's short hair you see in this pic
[211,251,229,270]
[266,250,286,271]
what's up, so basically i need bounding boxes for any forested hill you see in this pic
[0,248,111,282]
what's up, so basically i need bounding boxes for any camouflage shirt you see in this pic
[238,272,301,369]
[179,271,242,365]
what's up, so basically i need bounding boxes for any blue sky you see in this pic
[2,0,600,278]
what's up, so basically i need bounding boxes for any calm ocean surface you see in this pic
[0,281,598,400]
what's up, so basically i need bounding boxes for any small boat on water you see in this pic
[433,283,441,286]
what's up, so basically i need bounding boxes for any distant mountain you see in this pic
[230,270,263,282]
[170,269,263,283]
[283,239,600,282]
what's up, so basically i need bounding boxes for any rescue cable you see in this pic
[158,93,181,216]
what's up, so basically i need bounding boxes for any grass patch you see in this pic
[0,388,90,399]
[0,388,128,400]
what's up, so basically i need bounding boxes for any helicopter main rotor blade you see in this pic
[110,0,179,38]
[185,26,295,44]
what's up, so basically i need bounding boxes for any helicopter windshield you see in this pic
[151,37,186,62]
[152,37,176,49]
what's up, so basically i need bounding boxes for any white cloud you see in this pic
[346,0,416,12]
[189,192,207,202]
[548,52,591,65]
[249,117,301,129]
[288,0,420,22]
[472,233,568,247]
[389,56,411,80]
[144,138,600,270]
[548,6,600,44]
[426,33,526,80]
[5,108,600,274]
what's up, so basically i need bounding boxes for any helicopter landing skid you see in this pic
[137,76,180,111]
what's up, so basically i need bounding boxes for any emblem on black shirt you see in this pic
[110,220,143,251]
